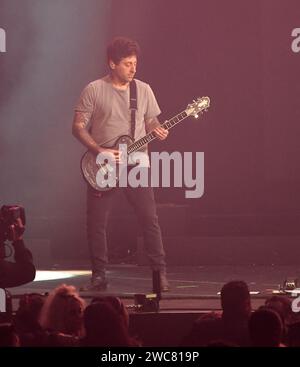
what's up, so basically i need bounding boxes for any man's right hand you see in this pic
[97,147,123,164]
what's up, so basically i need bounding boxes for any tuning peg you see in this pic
[194,114,199,119]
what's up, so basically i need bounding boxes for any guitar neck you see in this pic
[127,110,188,154]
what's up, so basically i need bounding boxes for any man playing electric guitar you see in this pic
[72,37,170,291]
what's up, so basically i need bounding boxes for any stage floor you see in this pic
[8,264,300,311]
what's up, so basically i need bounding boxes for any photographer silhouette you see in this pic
[0,206,36,288]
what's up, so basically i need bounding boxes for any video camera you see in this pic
[0,206,26,321]
[0,205,26,243]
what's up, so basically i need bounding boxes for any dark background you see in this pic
[0,0,300,265]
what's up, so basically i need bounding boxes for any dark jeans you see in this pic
[87,184,166,279]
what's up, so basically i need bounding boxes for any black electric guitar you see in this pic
[81,96,210,191]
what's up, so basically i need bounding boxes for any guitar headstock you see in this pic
[185,96,210,119]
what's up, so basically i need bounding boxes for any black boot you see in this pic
[80,274,108,292]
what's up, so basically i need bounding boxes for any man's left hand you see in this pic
[153,126,169,140]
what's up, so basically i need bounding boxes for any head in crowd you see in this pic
[39,284,86,337]
[265,295,293,325]
[249,307,283,347]
[15,293,46,333]
[0,323,19,347]
[83,300,136,347]
[287,320,300,347]
[91,296,130,328]
[221,280,251,319]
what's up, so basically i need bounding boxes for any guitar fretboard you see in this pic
[127,111,188,154]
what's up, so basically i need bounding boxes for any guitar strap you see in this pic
[129,80,137,140]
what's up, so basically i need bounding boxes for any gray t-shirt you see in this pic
[75,75,161,150]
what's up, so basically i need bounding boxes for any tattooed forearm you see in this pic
[72,112,100,154]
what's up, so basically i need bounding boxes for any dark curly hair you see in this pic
[107,37,140,66]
